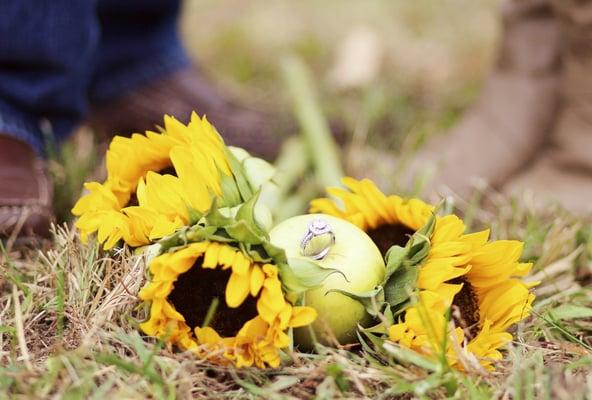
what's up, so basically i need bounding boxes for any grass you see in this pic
[2,1,592,398]
[1,206,591,398]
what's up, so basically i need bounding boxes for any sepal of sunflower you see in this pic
[138,241,317,368]
[72,112,275,250]
[312,177,537,370]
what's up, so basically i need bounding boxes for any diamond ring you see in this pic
[300,217,335,260]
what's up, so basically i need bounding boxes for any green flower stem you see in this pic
[282,56,344,189]
[273,137,309,201]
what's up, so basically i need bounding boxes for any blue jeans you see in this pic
[0,0,190,155]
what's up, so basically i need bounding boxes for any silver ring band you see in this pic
[300,218,335,260]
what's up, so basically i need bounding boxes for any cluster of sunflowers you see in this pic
[73,113,535,371]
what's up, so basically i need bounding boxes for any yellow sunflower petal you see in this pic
[417,259,471,290]
[389,323,407,342]
[250,265,265,297]
[162,301,185,321]
[232,252,251,276]
[431,215,465,244]
[289,306,318,328]
[459,229,490,251]
[476,280,534,332]
[310,198,347,218]
[195,326,223,345]
[138,280,173,300]
[226,271,251,308]
[203,242,221,269]
[218,245,238,269]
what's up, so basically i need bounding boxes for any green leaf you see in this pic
[361,302,395,335]
[218,172,243,207]
[235,190,267,236]
[405,213,436,266]
[243,244,273,263]
[392,299,413,318]
[356,330,384,362]
[418,211,437,237]
[225,220,266,245]
[325,286,385,316]
[279,257,346,297]
[235,190,258,222]
[262,241,288,264]
[205,233,235,243]
[361,320,389,335]
[383,303,395,326]
[186,225,218,242]
[408,238,430,264]
[156,230,186,252]
[364,214,434,318]
[360,330,387,355]
[385,245,408,280]
[224,147,254,202]
[325,363,350,393]
[383,264,418,309]
[204,198,234,227]
[407,234,430,264]
[186,206,204,225]
[547,305,592,320]
[382,342,440,371]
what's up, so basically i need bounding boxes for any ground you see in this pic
[2,1,592,399]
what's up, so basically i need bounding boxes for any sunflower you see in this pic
[311,177,535,369]
[72,112,263,249]
[69,182,138,249]
[387,272,535,370]
[311,177,484,298]
[138,241,317,368]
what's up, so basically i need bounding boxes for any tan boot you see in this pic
[403,0,561,202]
[503,153,592,214]
[503,0,592,215]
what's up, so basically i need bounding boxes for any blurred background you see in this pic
[56,0,501,220]
[180,0,498,169]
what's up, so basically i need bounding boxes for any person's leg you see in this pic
[0,1,99,153]
[88,0,282,160]
[397,0,561,202]
[503,0,592,214]
[0,1,99,238]
[89,0,190,106]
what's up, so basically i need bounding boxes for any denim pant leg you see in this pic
[89,0,190,104]
[0,1,99,155]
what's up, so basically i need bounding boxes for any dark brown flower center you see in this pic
[366,224,416,256]
[449,277,481,341]
[159,166,177,177]
[168,257,259,337]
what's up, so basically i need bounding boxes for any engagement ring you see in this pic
[300,217,335,260]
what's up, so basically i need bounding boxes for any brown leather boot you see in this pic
[503,0,592,215]
[0,136,53,240]
[88,67,284,160]
[401,0,561,202]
